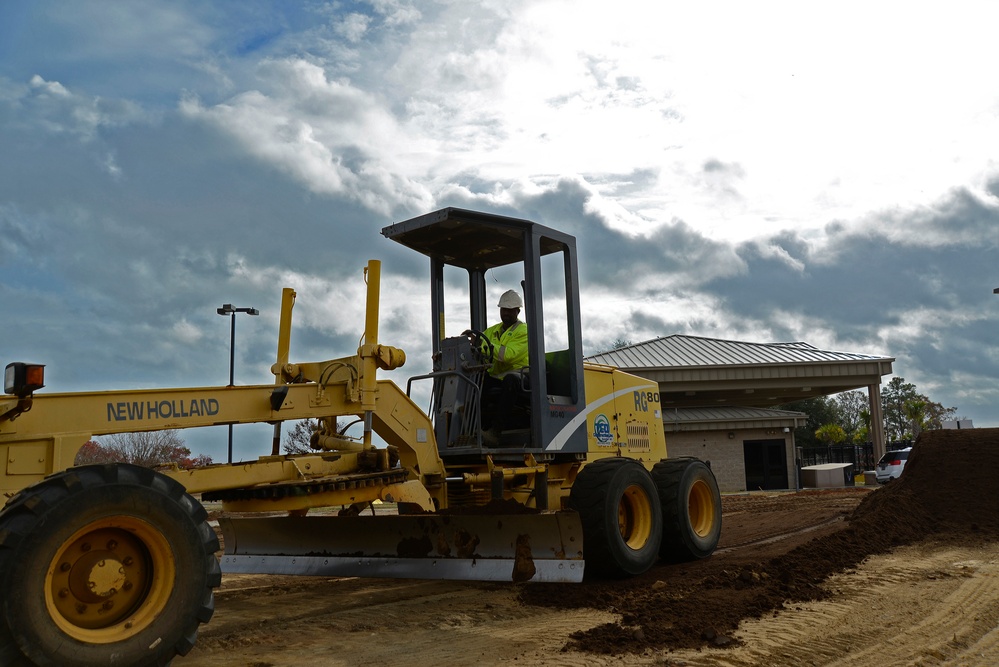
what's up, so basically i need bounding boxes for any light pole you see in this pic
[217,304,258,463]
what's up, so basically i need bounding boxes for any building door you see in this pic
[743,439,788,490]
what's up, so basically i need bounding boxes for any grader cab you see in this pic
[0,208,722,667]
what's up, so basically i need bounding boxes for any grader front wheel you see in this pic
[0,464,221,667]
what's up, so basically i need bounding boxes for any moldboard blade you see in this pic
[218,512,584,583]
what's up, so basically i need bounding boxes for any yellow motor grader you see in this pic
[0,208,722,666]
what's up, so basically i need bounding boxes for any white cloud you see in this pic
[369,0,424,27]
[754,242,806,273]
[29,75,70,97]
[5,75,146,144]
[171,319,204,345]
[179,58,435,214]
[334,13,372,43]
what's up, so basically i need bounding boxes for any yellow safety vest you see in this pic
[482,320,528,378]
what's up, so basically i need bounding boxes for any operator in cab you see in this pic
[473,290,528,445]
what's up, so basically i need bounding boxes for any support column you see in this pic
[868,382,886,464]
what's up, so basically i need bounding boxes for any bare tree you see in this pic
[74,440,118,465]
[283,418,352,454]
[284,418,320,455]
[75,430,194,468]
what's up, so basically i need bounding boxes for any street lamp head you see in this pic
[217,304,258,316]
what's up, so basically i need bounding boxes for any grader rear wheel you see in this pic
[0,464,221,667]
[652,458,722,562]
[569,457,663,578]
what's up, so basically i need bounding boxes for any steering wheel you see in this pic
[462,329,495,366]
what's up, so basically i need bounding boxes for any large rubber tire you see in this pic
[569,457,663,578]
[0,464,221,667]
[652,458,722,562]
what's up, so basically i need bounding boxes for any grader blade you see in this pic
[219,512,585,583]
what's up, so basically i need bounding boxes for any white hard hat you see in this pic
[497,290,523,309]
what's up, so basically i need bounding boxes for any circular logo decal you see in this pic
[593,414,613,445]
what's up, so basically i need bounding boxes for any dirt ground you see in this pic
[176,429,999,667]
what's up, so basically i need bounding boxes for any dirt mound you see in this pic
[856,428,999,535]
[519,428,999,654]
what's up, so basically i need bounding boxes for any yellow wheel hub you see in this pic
[617,484,654,551]
[45,516,175,643]
[687,478,717,538]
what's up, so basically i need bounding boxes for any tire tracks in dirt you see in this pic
[665,541,999,667]
[715,514,847,553]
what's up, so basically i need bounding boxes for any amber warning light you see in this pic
[4,362,45,397]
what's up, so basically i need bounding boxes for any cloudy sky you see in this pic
[2,1,997,462]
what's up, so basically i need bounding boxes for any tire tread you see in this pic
[652,457,721,562]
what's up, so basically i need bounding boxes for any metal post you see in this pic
[228,313,236,387]
[217,304,258,463]
[227,313,236,464]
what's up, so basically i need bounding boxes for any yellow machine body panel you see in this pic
[581,363,668,463]
[0,378,446,505]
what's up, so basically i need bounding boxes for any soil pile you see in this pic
[519,428,999,654]
[854,428,999,536]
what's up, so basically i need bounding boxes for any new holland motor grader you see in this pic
[0,208,722,667]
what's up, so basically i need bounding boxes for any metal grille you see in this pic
[626,421,651,451]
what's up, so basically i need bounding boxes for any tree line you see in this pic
[75,430,213,468]
[74,417,344,468]
[779,376,960,449]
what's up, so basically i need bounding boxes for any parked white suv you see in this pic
[875,447,912,484]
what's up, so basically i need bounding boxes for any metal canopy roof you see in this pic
[587,334,894,409]
[661,406,809,432]
[381,207,572,271]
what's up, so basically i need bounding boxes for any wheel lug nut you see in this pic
[76,604,87,614]
[106,540,118,551]
[58,588,69,598]
[122,556,134,566]
[80,543,91,552]
[60,562,71,572]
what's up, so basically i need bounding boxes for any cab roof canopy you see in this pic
[381,207,572,271]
